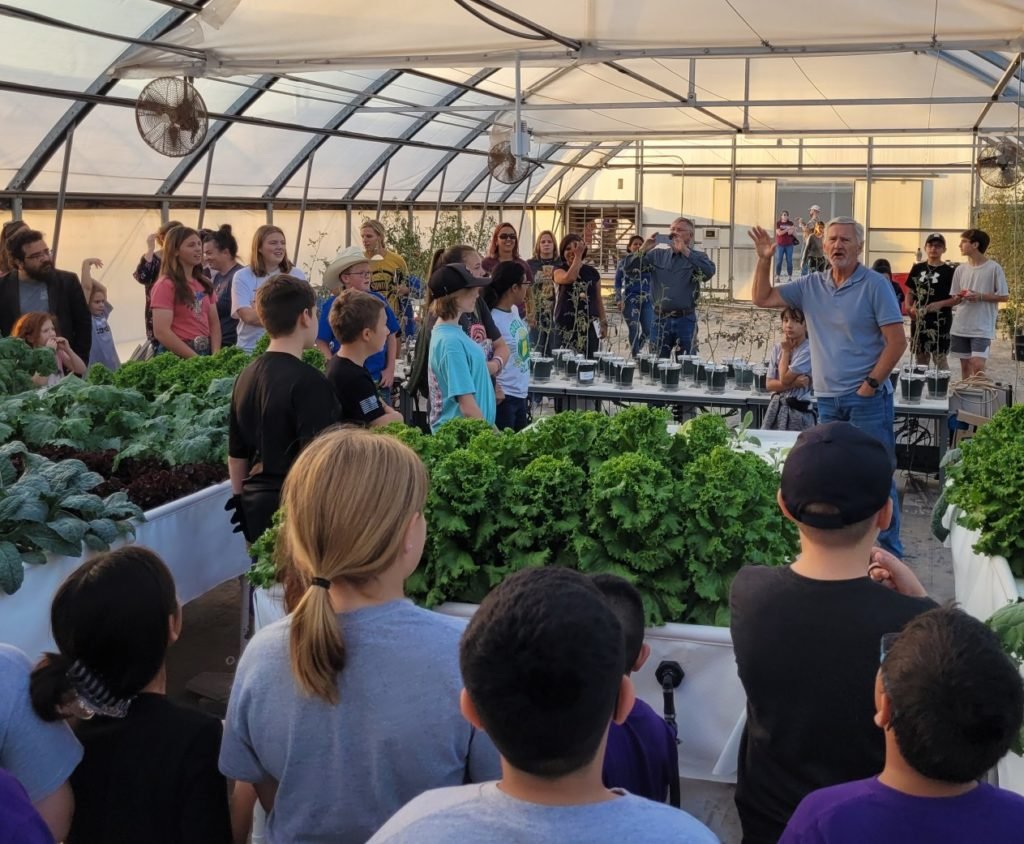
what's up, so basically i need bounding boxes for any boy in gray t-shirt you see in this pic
[370,569,718,844]
[949,228,1010,379]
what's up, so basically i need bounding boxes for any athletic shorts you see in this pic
[949,334,991,359]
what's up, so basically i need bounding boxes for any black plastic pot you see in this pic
[680,355,698,381]
[532,357,554,381]
[696,361,709,384]
[577,360,596,384]
[725,359,737,379]
[734,364,754,391]
[617,363,636,387]
[754,369,768,393]
[639,355,651,377]
[900,375,926,404]
[1013,334,1024,361]
[925,370,951,400]
[659,362,682,389]
[706,365,729,393]
[553,348,572,373]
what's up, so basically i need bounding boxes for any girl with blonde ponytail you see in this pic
[219,427,500,844]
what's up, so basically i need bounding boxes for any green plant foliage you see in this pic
[246,509,284,590]
[0,442,144,595]
[678,447,798,626]
[681,412,730,456]
[0,336,57,396]
[302,348,326,372]
[947,405,1024,575]
[987,600,1024,755]
[92,346,250,400]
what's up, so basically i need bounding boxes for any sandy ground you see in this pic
[167,303,984,843]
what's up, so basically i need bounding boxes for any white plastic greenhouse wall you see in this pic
[1,0,1022,354]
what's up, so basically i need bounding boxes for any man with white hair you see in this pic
[749,217,907,557]
[637,216,716,356]
[798,205,826,275]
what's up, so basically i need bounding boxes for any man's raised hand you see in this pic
[748,226,777,260]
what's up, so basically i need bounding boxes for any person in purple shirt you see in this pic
[780,606,1024,844]
[0,770,54,844]
[592,574,679,803]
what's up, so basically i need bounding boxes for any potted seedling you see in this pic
[900,371,927,404]
[926,369,951,399]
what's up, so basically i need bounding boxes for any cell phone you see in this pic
[654,233,672,246]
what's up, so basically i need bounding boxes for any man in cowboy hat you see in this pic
[316,246,398,399]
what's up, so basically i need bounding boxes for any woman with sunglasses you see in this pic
[482,223,534,284]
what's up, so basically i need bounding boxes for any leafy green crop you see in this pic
[247,509,284,589]
[0,441,144,594]
[91,346,250,400]
[0,336,57,396]
[947,405,1024,574]
[681,412,730,456]
[987,601,1024,755]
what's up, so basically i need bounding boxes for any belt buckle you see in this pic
[193,336,211,354]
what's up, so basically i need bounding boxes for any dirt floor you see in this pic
[167,303,998,843]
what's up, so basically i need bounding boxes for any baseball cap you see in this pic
[809,204,822,212]
[925,232,946,246]
[428,263,491,297]
[781,422,893,529]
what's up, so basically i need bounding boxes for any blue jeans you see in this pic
[654,313,697,357]
[495,395,529,431]
[622,295,654,356]
[774,245,794,277]
[816,389,904,558]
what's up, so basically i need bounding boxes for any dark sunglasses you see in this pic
[497,233,517,241]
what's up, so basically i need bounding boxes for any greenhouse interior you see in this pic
[2,1,1024,843]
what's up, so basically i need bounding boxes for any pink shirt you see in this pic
[150,276,213,343]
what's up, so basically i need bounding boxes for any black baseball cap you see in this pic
[428,263,491,297]
[925,233,946,246]
[781,422,893,529]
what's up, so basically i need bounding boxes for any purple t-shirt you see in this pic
[601,697,679,802]
[0,769,53,844]
[779,776,1024,844]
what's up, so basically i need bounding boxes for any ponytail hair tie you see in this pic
[311,577,331,590]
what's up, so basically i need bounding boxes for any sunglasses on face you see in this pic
[497,233,517,241]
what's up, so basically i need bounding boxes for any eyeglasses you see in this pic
[24,248,51,261]
[343,270,372,278]
[497,233,517,241]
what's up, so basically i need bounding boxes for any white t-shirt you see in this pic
[231,265,307,352]
[949,260,1008,339]
[369,781,719,844]
[490,305,531,399]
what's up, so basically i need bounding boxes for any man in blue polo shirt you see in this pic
[748,217,907,556]
[636,217,716,356]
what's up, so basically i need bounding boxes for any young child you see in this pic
[86,283,121,371]
[219,428,501,844]
[326,289,403,427]
[483,261,531,431]
[29,547,232,843]
[12,311,87,385]
[591,574,680,803]
[227,274,340,544]
[370,567,718,843]
[780,606,1024,843]
[763,307,815,431]
[427,263,496,431]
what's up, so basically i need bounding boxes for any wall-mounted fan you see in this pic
[488,122,534,185]
[976,140,1024,189]
[135,77,209,157]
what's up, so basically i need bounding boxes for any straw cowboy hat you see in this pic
[323,246,379,289]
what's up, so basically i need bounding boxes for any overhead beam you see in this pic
[528,143,602,203]
[5,4,206,191]
[974,52,1023,130]
[343,68,498,200]
[264,70,401,198]
[404,65,578,202]
[496,143,564,202]
[532,125,1024,140]
[560,141,632,202]
[158,74,277,196]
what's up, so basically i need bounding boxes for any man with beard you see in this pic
[0,229,92,362]
[749,216,907,558]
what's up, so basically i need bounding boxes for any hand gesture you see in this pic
[747,226,777,260]
[867,547,928,597]
[83,257,104,270]
[54,337,71,354]
[779,335,794,353]
[146,233,158,250]
[794,374,811,389]
[642,234,658,252]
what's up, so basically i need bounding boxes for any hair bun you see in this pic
[218,224,232,235]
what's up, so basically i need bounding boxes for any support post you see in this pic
[727,136,737,299]
[11,196,22,221]
[376,160,390,221]
[864,138,873,260]
[346,204,352,248]
[742,59,750,132]
[197,142,216,231]
[637,140,644,236]
[51,123,75,263]
[160,201,170,226]
[265,202,273,224]
[294,153,314,266]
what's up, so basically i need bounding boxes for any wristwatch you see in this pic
[864,376,880,390]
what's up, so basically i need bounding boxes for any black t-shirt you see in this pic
[212,264,242,346]
[229,352,340,538]
[326,356,386,425]
[906,261,956,325]
[69,694,231,844]
[729,565,936,844]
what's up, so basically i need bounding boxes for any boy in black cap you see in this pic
[729,422,936,844]
[427,263,495,432]
[905,233,956,370]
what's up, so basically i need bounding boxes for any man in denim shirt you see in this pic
[636,217,716,356]
[748,217,907,557]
